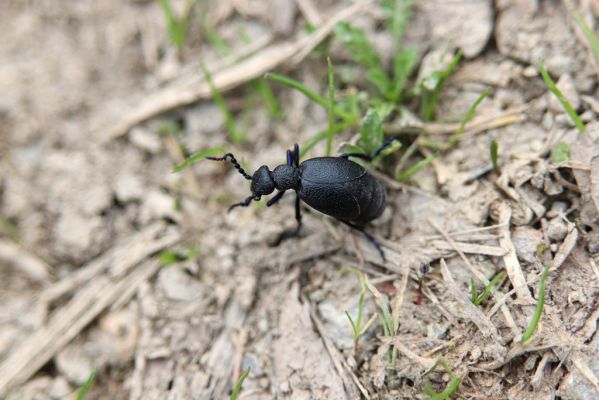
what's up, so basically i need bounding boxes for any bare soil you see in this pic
[1,1,599,399]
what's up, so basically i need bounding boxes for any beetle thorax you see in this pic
[273,165,299,191]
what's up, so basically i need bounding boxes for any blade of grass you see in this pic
[396,152,439,182]
[571,9,599,66]
[521,265,551,343]
[230,367,251,400]
[334,22,380,69]
[391,49,417,102]
[551,142,571,163]
[201,64,245,144]
[300,119,356,158]
[76,370,96,400]
[474,271,505,305]
[171,146,227,173]
[382,0,414,54]
[490,140,499,170]
[0,217,20,242]
[423,377,462,400]
[264,72,354,122]
[251,79,283,119]
[327,58,336,156]
[539,60,585,133]
[447,86,491,147]
[420,51,462,121]
[200,15,231,56]
[159,0,187,49]
[359,109,384,154]
[470,278,477,304]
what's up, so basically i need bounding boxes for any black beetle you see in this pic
[208,138,397,261]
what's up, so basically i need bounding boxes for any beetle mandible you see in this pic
[208,138,398,261]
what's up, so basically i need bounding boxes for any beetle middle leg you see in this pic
[271,194,303,246]
[342,221,386,263]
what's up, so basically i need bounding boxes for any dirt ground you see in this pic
[1,0,599,399]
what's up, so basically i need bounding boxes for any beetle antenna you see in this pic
[207,153,252,180]
[228,195,260,212]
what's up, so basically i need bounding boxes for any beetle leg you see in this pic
[272,195,303,245]
[371,135,399,158]
[267,190,286,206]
[339,136,400,162]
[294,194,302,233]
[291,143,300,167]
[342,221,386,263]
[228,195,259,212]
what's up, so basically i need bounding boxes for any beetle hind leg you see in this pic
[343,221,386,263]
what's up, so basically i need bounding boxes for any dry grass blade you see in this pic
[495,202,534,303]
[0,240,53,283]
[549,225,578,272]
[393,339,436,370]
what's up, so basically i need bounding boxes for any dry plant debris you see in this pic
[1,1,599,399]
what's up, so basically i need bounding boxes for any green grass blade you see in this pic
[424,377,462,400]
[159,0,187,49]
[448,86,491,147]
[345,311,359,337]
[265,72,354,121]
[382,0,414,53]
[470,278,477,304]
[201,17,231,56]
[230,367,251,400]
[396,152,439,182]
[391,49,417,102]
[76,370,96,400]
[172,146,227,173]
[201,65,245,144]
[0,217,20,242]
[539,60,585,133]
[252,79,283,119]
[334,22,380,69]
[551,142,571,164]
[300,120,356,158]
[327,58,336,156]
[521,265,551,343]
[359,109,384,154]
[572,10,599,66]
[420,51,461,121]
[490,140,499,170]
[475,271,505,305]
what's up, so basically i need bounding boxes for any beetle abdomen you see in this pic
[297,157,387,224]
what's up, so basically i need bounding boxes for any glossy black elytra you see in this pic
[208,138,397,261]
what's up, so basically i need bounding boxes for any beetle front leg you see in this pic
[267,190,286,207]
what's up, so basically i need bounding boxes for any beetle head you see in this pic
[250,165,275,196]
